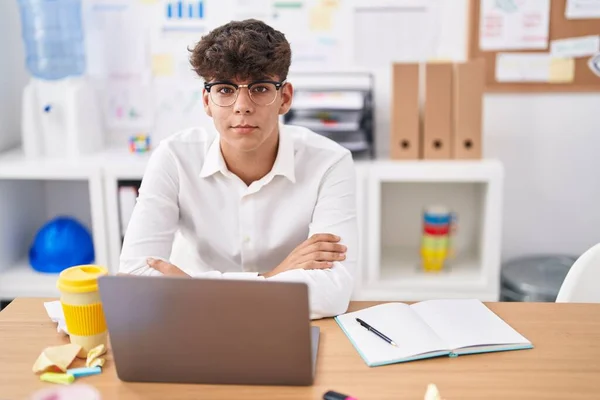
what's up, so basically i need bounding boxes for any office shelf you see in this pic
[356,160,503,301]
[0,144,504,301]
[0,260,60,298]
[378,247,483,287]
[0,147,98,180]
[0,178,108,300]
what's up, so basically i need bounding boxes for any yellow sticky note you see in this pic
[32,344,81,374]
[320,0,339,9]
[549,58,575,83]
[309,6,332,32]
[40,372,75,385]
[152,54,174,77]
[86,344,107,367]
[89,357,106,368]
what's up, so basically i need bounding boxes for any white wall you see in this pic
[0,0,28,152]
[484,94,600,259]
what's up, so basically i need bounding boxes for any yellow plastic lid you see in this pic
[57,265,108,294]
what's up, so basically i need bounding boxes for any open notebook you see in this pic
[335,299,533,367]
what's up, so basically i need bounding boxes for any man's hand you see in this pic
[261,234,347,278]
[146,258,190,277]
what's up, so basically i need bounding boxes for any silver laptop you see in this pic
[98,275,320,386]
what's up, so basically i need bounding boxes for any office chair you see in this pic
[556,243,600,303]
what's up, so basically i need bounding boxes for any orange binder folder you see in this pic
[423,63,452,159]
[453,60,484,159]
[390,63,420,160]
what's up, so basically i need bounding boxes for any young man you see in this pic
[119,19,358,319]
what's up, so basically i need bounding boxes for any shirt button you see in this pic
[243,236,250,244]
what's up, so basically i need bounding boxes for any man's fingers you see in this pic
[299,251,345,264]
[305,233,340,246]
[316,251,346,261]
[147,258,190,277]
[147,258,171,274]
[300,242,347,256]
[302,261,334,270]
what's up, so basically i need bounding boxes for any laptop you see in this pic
[97,275,320,386]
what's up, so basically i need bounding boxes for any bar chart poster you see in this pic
[162,0,208,32]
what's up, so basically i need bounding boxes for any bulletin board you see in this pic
[468,0,600,93]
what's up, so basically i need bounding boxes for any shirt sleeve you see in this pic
[119,143,180,275]
[266,152,358,320]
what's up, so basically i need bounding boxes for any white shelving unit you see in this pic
[102,149,150,273]
[355,160,503,301]
[0,146,504,302]
[0,148,109,299]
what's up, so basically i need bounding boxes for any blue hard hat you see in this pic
[29,216,95,274]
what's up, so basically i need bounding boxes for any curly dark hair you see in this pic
[189,19,292,82]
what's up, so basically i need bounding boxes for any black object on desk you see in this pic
[356,318,398,347]
[323,390,359,400]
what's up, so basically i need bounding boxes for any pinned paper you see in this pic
[33,344,81,374]
[549,58,575,83]
[320,0,339,9]
[566,0,600,19]
[496,53,552,82]
[233,0,272,20]
[589,53,600,76]
[479,0,550,50]
[152,54,175,77]
[309,6,332,31]
[551,35,600,59]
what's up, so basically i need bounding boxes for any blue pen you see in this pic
[66,366,102,378]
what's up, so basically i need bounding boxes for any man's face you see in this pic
[202,76,294,153]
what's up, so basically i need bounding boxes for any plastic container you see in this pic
[500,255,577,302]
[17,0,86,80]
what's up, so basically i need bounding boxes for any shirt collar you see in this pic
[270,124,296,183]
[199,124,296,183]
[199,133,227,178]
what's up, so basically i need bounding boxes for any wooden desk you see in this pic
[1,299,600,400]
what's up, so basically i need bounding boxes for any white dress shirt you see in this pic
[119,123,358,319]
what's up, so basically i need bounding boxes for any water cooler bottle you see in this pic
[18,0,103,158]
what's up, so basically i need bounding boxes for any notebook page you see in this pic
[411,299,531,351]
[336,303,449,365]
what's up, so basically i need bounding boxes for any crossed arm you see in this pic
[119,146,358,319]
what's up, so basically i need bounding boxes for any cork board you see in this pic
[469,0,600,92]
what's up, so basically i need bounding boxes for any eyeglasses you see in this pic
[204,80,286,107]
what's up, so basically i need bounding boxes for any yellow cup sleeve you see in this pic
[61,302,107,336]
